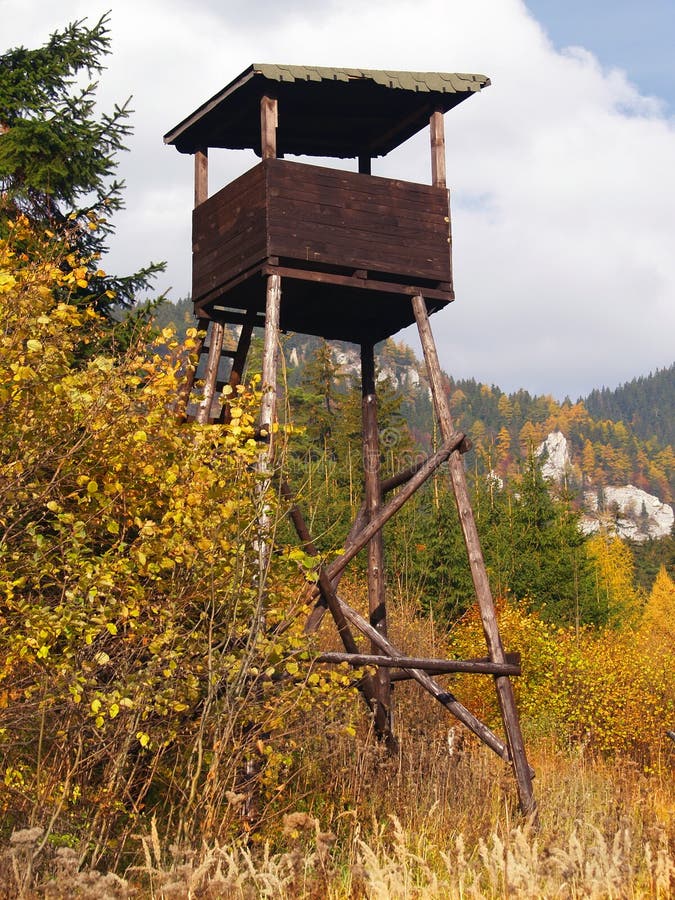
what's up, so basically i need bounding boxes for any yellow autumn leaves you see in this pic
[0,217,358,844]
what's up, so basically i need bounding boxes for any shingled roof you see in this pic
[164,63,490,159]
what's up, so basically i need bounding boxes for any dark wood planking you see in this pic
[268,231,449,281]
[267,202,448,247]
[192,158,453,315]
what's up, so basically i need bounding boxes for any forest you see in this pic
[0,17,673,898]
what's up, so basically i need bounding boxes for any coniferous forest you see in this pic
[1,18,673,898]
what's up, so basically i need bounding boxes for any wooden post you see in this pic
[196,321,224,425]
[304,430,466,632]
[219,310,257,424]
[260,96,278,160]
[280,480,383,715]
[361,342,394,745]
[358,153,371,175]
[229,311,256,391]
[260,274,281,441]
[194,148,208,206]
[412,294,536,818]
[180,153,209,421]
[430,110,446,188]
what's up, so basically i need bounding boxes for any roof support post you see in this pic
[260,95,278,159]
[194,148,208,206]
[430,109,446,188]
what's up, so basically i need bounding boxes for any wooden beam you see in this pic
[260,264,453,304]
[194,148,208,206]
[412,294,537,818]
[260,95,278,160]
[316,652,522,677]
[333,594,513,764]
[282,486,524,762]
[358,153,371,175]
[430,110,446,188]
[361,341,393,744]
[279,481,385,717]
[195,321,224,425]
[304,430,465,631]
[229,309,256,390]
[259,274,281,440]
[218,310,257,424]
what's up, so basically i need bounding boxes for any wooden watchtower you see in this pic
[165,64,536,816]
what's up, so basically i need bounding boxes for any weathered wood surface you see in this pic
[192,164,268,302]
[316,651,522,676]
[260,95,278,160]
[196,321,224,424]
[260,264,452,302]
[268,161,451,278]
[282,481,509,757]
[280,481,384,715]
[332,594,513,763]
[429,110,446,189]
[194,148,209,206]
[361,341,392,741]
[259,275,281,437]
[412,294,537,818]
[192,159,452,306]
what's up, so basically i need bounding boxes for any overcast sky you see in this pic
[3,0,674,400]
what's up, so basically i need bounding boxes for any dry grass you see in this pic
[2,595,672,897]
[2,735,672,898]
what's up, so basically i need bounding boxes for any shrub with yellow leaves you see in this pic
[448,598,673,767]
[0,218,358,864]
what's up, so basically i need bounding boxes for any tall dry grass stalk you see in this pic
[3,734,672,898]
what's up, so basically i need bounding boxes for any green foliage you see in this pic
[0,14,164,316]
[583,362,675,448]
[400,456,599,626]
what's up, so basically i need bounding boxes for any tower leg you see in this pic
[361,342,396,748]
[196,321,225,425]
[412,294,536,818]
[259,274,281,443]
[252,274,282,632]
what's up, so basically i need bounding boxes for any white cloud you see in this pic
[2,0,674,397]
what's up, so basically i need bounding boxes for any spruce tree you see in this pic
[0,14,163,316]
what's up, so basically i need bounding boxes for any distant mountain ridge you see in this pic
[154,299,674,505]
[581,363,674,447]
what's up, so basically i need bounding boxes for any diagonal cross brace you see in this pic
[282,480,518,766]
[304,430,467,632]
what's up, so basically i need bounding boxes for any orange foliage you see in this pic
[448,599,673,767]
